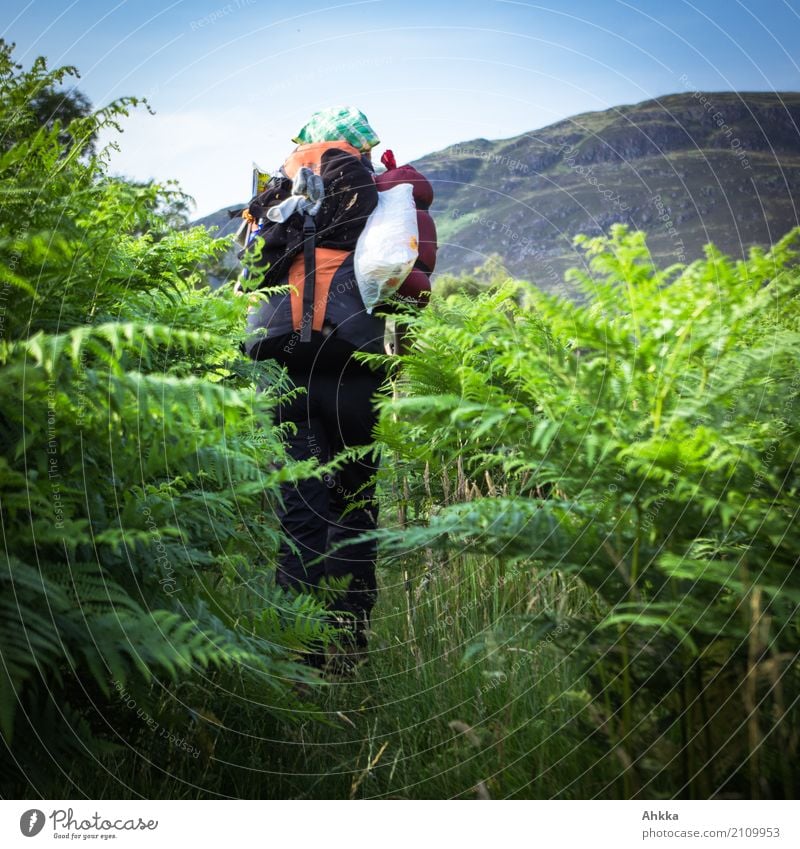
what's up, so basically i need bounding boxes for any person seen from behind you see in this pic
[238,106,437,674]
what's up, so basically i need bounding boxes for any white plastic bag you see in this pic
[354,183,419,313]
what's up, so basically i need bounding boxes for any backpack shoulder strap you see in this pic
[299,212,316,342]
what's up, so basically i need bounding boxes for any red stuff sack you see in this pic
[395,267,431,304]
[373,149,436,309]
[416,209,437,273]
[375,150,434,210]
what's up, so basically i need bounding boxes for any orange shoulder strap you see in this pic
[288,248,351,332]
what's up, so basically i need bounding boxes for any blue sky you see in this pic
[5,0,800,216]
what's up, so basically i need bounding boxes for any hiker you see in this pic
[240,106,435,670]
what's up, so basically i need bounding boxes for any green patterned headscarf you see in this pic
[292,106,380,152]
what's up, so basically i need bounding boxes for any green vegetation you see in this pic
[363,227,800,798]
[0,42,330,795]
[1,45,798,799]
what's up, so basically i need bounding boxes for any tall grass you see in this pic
[65,555,609,799]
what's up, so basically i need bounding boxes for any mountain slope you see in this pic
[195,92,800,294]
[417,91,800,293]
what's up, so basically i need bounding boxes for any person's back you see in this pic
[239,106,434,673]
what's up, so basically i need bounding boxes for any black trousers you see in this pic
[274,363,384,621]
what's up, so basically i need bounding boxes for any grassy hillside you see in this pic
[416,91,800,293]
